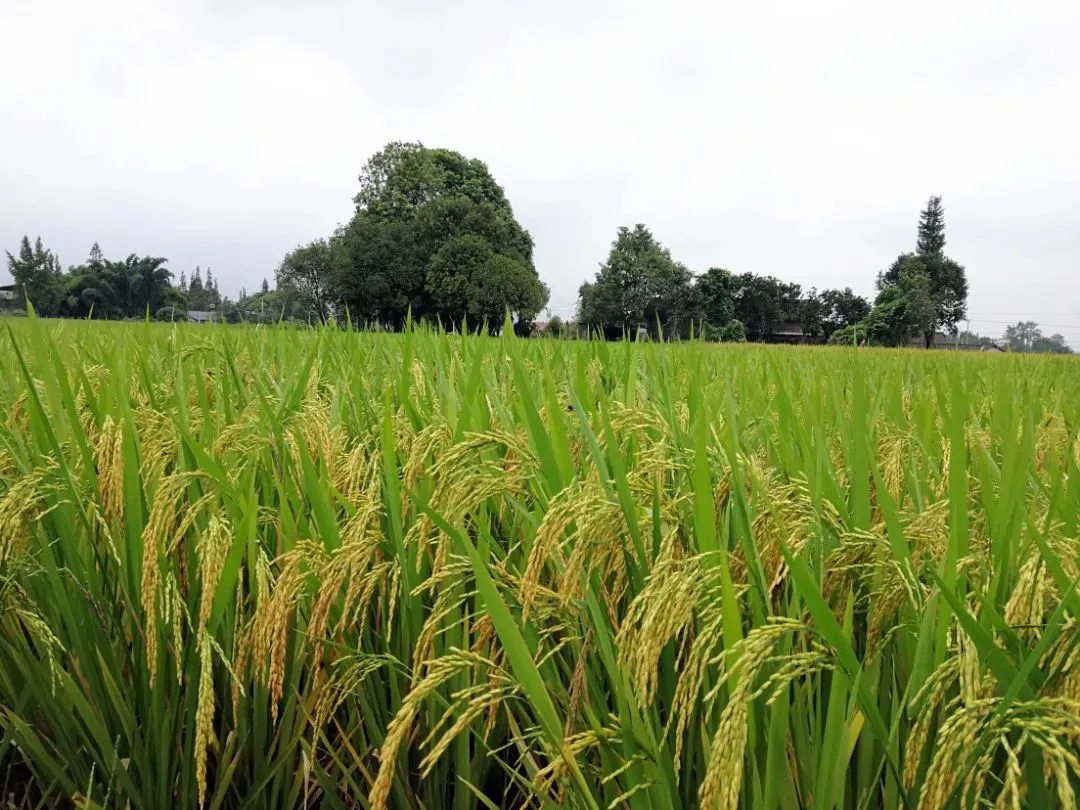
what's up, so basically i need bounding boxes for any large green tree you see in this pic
[332,142,547,331]
[61,247,174,319]
[691,267,748,342]
[426,236,546,329]
[278,239,334,324]
[878,196,968,347]
[866,259,936,346]
[5,235,64,316]
[577,224,694,338]
[818,287,871,338]
[1003,321,1073,354]
[729,272,803,342]
[694,267,735,327]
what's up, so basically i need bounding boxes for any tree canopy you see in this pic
[5,237,182,320]
[5,236,64,316]
[877,196,968,346]
[277,239,334,324]
[331,142,548,331]
[575,227,870,344]
[1002,321,1073,354]
[577,225,695,338]
[5,181,985,351]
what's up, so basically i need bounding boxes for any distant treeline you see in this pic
[9,142,1046,351]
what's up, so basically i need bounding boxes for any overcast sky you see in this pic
[2,0,1078,343]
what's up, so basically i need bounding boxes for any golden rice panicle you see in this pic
[95,414,125,525]
[196,512,231,634]
[411,559,471,676]
[699,618,806,810]
[245,542,324,720]
[904,656,962,790]
[520,484,579,620]
[194,634,214,808]
[669,609,726,776]
[616,553,716,707]
[369,651,483,810]
[0,465,54,565]
[140,472,196,685]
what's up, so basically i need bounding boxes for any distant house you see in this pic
[911,332,1005,352]
[187,310,218,324]
[0,283,18,312]
[763,321,825,345]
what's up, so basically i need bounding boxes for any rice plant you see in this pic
[0,315,1078,809]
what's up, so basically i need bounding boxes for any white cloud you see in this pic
[2,0,1078,341]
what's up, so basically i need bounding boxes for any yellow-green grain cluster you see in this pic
[1,316,1078,809]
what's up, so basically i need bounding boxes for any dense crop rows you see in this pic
[1,318,1078,809]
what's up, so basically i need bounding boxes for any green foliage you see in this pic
[729,272,803,341]
[916,194,947,255]
[819,287,871,338]
[332,142,547,330]
[5,237,180,320]
[578,224,694,338]
[235,285,318,324]
[1003,320,1074,354]
[695,267,736,329]
[878,196,968,345]
[866,260,936,346]
[63,249,175,319]
[546,314,565,337]
[277,239,334,324]
[827,319,869,346]
[425,235,545,330]
[5,235,64,315]
[705,317,746,342]
[184,265,222,312]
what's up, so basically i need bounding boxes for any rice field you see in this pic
[1,317,1079,810]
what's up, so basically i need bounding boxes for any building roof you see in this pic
[771,321,805,336]
[187,310,218,323]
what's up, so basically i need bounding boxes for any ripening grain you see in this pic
[0,317,1078,809]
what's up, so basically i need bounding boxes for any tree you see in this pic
[423,237,546,331]
[188,266,206,309]
[798,289,828,338]
[866,261,935,347]
[819,287,871,338]
[827,321,869,346]
[879,196,968,347]
[577,224,694,338]
[1032,333,1073,354]
[1002,321,1073,354]
[917,195,946,256]
[206,267,218,301]
[1003,320,1041,352]
[729,272,802,342]
[332,216,420,327]
[547,315,565,338]
[59,247,173,319]
[694,267,735,330]
[278,239,334,324]
[127,255,173,315]
[334,142,547,330]
[5,235,64,315]
[261,278,270,295]
[710,319,746,342]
